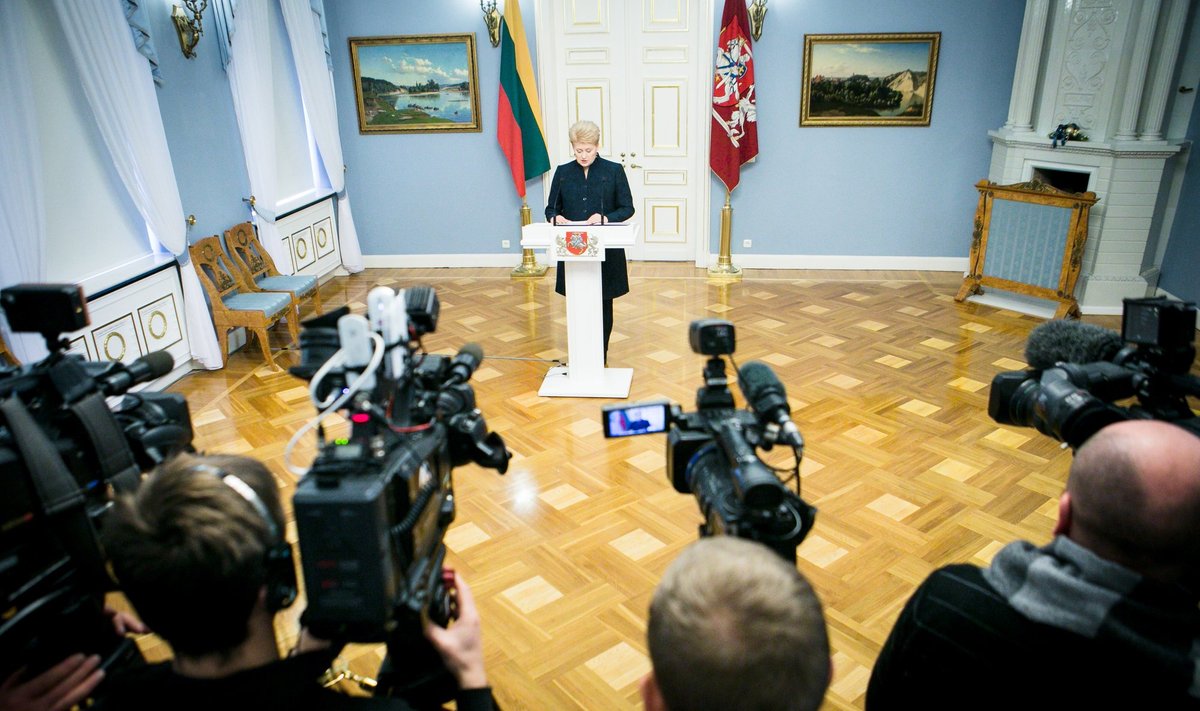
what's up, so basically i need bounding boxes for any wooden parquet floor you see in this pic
[127,263,1161,709]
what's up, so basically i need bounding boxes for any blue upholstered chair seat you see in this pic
[257,274,316,297]
[223,291,293,315]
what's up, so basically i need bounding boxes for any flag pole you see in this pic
[512,197,547,278]
[707,189,742,279]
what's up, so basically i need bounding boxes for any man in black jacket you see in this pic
[867,420,1200,709]
[96,453,494,710]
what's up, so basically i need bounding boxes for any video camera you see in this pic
[286,284,509,702]
[601,318,816,562]
[989,297,1200,448]
[0,284,193,680]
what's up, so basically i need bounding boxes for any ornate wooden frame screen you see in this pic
[956,180,1098,319]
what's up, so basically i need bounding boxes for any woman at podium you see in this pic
[545,120,635,364]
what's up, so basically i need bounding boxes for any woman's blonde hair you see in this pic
[568,120,601,146]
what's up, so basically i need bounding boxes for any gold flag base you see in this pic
[512,248,548,278]
[707,189,743,281]
[511,202,547,279]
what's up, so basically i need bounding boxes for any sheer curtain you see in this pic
[226,0,290,273]
[0,0,48,363]
[50,0,223,369]
[280,0,363,272]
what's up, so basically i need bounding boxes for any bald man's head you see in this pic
[1064,420,1200,585]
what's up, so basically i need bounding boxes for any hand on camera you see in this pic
[423,571,487,690]
[106,607,147,636]
[0,654,104,711]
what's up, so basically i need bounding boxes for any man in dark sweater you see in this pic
[96,453,494,710]
[867,420,1200,709]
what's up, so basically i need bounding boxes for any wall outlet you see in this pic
[742,239,752,248]
[502,239,511,249]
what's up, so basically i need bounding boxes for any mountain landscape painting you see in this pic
[800,33,941,127]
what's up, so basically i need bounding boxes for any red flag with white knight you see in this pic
[709,0,759,192]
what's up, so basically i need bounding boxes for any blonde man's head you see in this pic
[645,537,831,711]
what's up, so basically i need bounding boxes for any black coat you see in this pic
[545,155,634,299]
[94,651,495,711]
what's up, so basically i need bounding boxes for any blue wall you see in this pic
[324,2,544,259]
[322,1,1023,261]
[1160,99,1200,303]
[718,0,1024,257]
[144,0,253,242]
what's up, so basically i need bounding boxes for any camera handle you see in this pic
[0,396,110,589]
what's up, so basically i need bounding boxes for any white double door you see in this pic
[536,0,714,263]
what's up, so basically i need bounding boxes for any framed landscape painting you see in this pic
[349,33,481,134]
[800,32,941,127]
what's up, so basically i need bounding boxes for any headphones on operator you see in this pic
[191,463,298,612]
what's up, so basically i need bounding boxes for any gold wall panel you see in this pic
[643,0,688,31]
[569,82,609,146]
[566,47,611,64]
[644,46,688,64]
[314,217,335,259]
[68,336,92,361]
[137,293,184,351]
[91,312,143,364]
[566,0,608,33]
[645,81,685,156]
[291,226,317,271]
[643,170,687,186]
[644,199,686,244]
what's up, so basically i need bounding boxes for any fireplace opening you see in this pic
[1030,166,1091,194]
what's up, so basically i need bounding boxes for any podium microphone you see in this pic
[599,177,607,225]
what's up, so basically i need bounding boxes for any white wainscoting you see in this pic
[68,256,192,390]
[277,194,341,280]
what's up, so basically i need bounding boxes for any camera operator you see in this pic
[0,610,146,711]
[94,453,493,710]
[641,537,831,711]
[867,420,1200,709]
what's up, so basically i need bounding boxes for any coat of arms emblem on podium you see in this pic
[554,230,601,259]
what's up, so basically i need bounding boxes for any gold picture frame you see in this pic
[800,32,941,127]
[349,33,481,134]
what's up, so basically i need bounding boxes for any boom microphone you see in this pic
[1024,319,1124,370]
[737,361,805,450]
[99,350,174,395]
[446,343,484,385]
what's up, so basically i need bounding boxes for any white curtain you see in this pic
[50,0,223,369]
[226,0,290,273]
[279,0,363,272]
[0,0,48,363]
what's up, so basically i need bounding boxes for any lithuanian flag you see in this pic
[497,0,550,198]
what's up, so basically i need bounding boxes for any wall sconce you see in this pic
[480,0,501,48]
[748,0,767,42]
[171,0,209,59]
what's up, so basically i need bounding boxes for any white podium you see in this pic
[521,222,640,398]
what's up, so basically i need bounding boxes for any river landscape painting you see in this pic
[800,33,940,127]
[350,34,480,134]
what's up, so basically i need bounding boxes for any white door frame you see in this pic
[533,0,715,266]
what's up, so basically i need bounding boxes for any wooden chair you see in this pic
[224,222,323,319]
[189,235,299,368]
[0,330,18,366]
